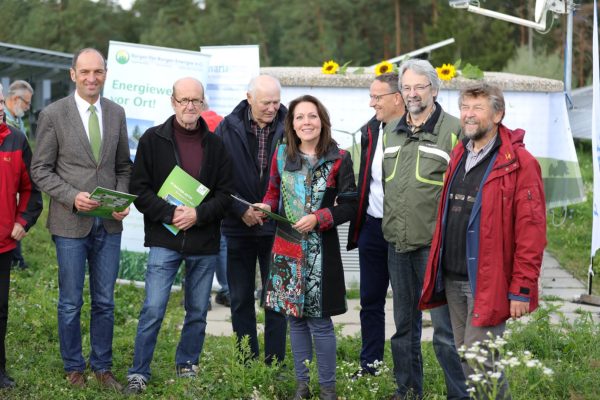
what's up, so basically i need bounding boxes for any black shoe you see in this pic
[176,364,197,378]
[11,259,28,270]
[122,374,146,395]
[292,381,311,399]
[0,370,15,389]
[350,367,375,381]
[215,291,231,307]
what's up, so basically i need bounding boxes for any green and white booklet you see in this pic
[78,187,137,219]
[158,165,210,235]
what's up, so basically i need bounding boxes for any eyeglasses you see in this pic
[18,96,31,107]
[172,97,204,107]
[400,83,432,94]
[369,92,398,102]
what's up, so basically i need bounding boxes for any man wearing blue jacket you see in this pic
[215,75,287,365]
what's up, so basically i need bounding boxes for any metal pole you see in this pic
[589,257,594,296]
[564,9,573,98]
[528,0,534,58]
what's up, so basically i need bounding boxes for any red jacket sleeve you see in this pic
[508,148,546,303]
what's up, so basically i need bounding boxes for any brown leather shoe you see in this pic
[94,370,123,391]
[66,371,86,388]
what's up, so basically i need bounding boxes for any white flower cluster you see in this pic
[458,331,554,398]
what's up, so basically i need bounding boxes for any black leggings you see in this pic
[0,250,13,372]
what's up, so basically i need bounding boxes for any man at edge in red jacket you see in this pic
[419,83,546,399]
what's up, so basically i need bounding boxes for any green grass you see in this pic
[4,168,600,398]
[545,140,599,295]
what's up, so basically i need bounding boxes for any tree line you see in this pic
[0,0,596,86]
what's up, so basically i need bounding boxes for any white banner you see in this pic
[200,45,260,117]
[591,0,600,257]
[282,85,584,209]
[103,41,211,252]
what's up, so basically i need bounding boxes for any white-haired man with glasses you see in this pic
[383,59,468,399]
[4,80,33,137]
[5,80,35,271]
[124,77,234,395]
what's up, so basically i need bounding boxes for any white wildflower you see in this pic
[526,360,538,368]
[489,372,502,380]
[508,357,521,367]
[543,367,554,376]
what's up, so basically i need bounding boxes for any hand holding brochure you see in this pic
[231,194,294,224]
[78,187,137,219]
[158,166,210,235]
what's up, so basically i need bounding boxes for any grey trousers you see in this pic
[289,316,336,386]
[444,278,511,400]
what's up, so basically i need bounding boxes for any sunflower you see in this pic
[436,63,456,81]
[322,60,339,75]
[374,61,394,76]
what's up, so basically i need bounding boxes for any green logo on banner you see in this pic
[116,50,130,64]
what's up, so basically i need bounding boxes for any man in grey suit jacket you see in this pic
[31,48,131,391]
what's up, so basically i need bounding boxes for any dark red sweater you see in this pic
[173,118,204,180]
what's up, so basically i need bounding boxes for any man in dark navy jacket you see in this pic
[215,75,288,365]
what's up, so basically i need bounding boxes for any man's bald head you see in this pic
[247,75,281,128]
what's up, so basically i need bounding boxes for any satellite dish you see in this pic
[534,0,547,23]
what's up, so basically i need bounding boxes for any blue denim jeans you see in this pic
[388,245,468,399]
[53,218,121,372]
[128,247,216,380]
[357,216,389,371]
[226,235,287,364]
[289,316,336,386]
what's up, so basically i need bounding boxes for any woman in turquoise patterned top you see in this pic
[255,95,357,400]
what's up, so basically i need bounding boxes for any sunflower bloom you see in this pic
[375,61,394,76]
[436,63,456,81]
[322,60,339,75]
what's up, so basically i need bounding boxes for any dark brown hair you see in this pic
[284,95,336,161]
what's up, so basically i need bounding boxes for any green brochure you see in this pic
[78,187,137,219]
[231,194,294,225]
[158,165,210,235]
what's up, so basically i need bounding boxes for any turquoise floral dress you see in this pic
[262,144,357,318]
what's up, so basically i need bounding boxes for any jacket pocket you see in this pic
[518,185,544,224]
[383,145,401,183]
[416,145,449,186]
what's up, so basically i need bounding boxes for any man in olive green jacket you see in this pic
[382,59,468,400]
